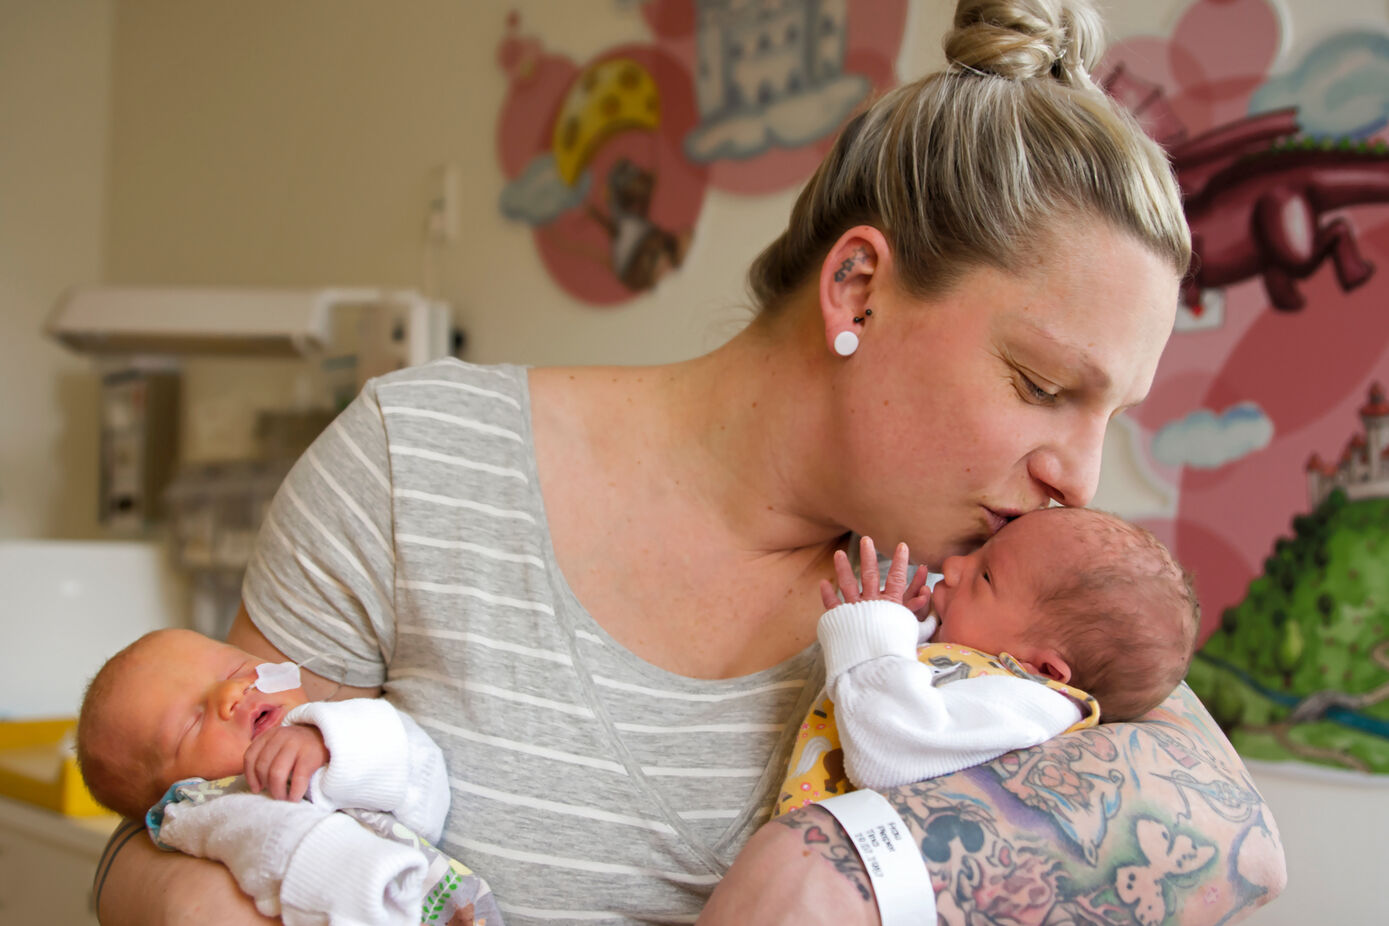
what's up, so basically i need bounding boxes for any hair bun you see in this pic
[943,0,1103,87]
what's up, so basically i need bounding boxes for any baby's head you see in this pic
[930,507,1199,721]
[76,628,308,818]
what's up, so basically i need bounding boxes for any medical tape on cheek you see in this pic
[817,790,937,926]
[252,661,301,693]
[251,654,334,693]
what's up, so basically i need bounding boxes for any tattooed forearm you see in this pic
[853,685,1284,925]
[746,686,1282,926]
[772,809,874,903]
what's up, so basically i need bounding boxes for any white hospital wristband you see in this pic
[817,790,936,926]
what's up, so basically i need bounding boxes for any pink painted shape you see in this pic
[1164,272,1389,627]
[495,53,578,178]
[532,44,708,306]
[1202,278,1389,440]
[1171,0,1281,89]
[641,0,697,40]
[1104,0,1389,642]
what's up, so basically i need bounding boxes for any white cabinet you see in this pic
[0,796,118,925]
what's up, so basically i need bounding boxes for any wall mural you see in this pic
[1103,0,1389,776]
[494,0,906,304]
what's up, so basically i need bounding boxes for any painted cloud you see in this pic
[499,154,592,227]
[1250,30,1389,138]
[1152,403,1274,469]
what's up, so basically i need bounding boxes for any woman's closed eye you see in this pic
[1016,371,1059,405]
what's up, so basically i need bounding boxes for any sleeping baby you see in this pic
[76,627,502,926]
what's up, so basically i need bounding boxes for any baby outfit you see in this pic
[778,600,1100,815]
[146,698,501,926]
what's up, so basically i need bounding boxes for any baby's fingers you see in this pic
[260,744,300,801]
[882,543,911,602]
[858,537,880,597]
[243,735,270,793]
[820,578,842,610]
[905,566,932,613]
[247,739,277,796]
[832,550,861,602]
[286,757,315,803]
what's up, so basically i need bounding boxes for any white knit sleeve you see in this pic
[819,601,1082,791]
[288,698,451,842]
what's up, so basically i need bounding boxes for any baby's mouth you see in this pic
[251,706,279,737]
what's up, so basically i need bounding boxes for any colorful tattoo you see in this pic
[771,811,875,904]
[792,684,1285,925]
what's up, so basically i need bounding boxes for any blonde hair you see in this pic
[76,632,168,819]
[747,0,1190,310]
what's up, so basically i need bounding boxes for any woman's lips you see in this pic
[983,508,1018,534]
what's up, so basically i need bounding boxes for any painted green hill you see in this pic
[1186,488,1389,774]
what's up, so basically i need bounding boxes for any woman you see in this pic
[96,0,1286,922]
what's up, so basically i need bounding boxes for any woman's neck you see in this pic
[527,295,849,677]
[629,305,845,554]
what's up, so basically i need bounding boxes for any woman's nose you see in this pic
[1029,420,1106,508]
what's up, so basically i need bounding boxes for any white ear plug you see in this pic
[834,330,859,357]
[253,661,301,693]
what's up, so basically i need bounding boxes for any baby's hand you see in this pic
[820,536,931,613]
[244,724,328,802]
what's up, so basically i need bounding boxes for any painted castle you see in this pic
[1305,382,1389,507]
[692,0,849,118]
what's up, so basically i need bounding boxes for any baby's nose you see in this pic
[212,677,249,720]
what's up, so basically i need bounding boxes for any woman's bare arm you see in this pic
[95,818,277,926]
[702,684,1287,925]
[94,606,382,925]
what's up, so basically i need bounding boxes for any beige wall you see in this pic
[0,0,111,539]
[99,0,807,460]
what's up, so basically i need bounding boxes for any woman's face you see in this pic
[834,220,1179,568]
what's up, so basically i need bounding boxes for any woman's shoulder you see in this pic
[372,356,529,391]
[362,358,533,418]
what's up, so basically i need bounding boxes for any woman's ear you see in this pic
[818,226,890,357]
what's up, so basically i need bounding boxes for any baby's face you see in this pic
[110,629,309,789]
[929,509,1079,667]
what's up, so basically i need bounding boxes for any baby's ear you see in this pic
[1031,649,1072,685]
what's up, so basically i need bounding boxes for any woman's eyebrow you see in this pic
[1014,319,1111,390]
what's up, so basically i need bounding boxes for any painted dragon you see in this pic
[1104,64,1389,312]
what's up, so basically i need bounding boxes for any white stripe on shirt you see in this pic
[394,487,537,522]
[446,836,721,886]
[451,778,677,834]
[381,404,524,441]
[592,676,809,702]
[389,444,529,482]
[378,377,523,409]
[399,579,555,614]
[419,717,629,774]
